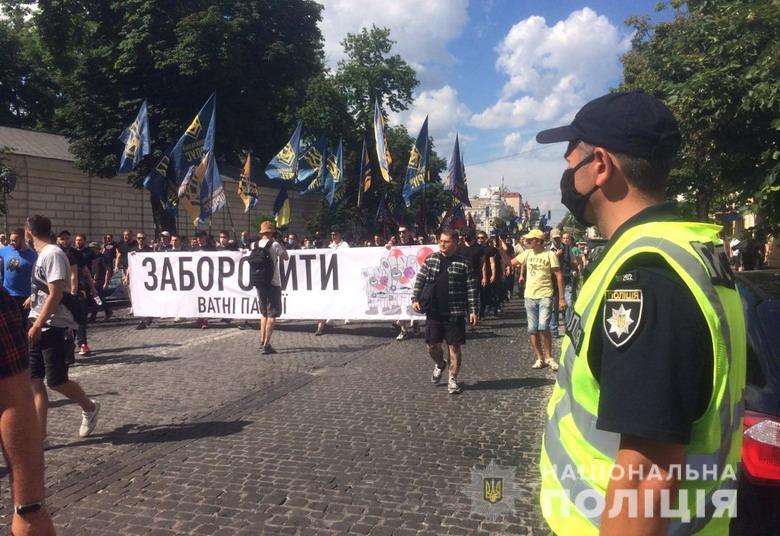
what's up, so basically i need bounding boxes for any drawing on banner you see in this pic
[361,247,434,315]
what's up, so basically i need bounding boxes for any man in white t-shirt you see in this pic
[24,215,100,439]
[315,227,350,335]
[252,221,289,354]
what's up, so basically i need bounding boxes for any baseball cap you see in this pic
[160,231,171,236]
[524,229,545,241]
[536,90,681,159]
[550,229,561,238]
[398,226,408,233]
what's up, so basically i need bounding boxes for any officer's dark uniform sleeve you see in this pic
[591,260,713,444]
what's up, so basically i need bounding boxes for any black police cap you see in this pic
[536,90,681,159]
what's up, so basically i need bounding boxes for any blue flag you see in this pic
[265,121,302,184]
[177,150,225,226]
[299,135,328,194]
[402,116,428,207]
[118,99,151,173]
[273,187,291,228]
[144,93,216,196]
[324,138,343,207]
[444,134,470,207]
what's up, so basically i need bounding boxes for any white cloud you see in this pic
[503,132,522,154]
[470,8,631,130]
[318,0,469,87]
[391,85,472,157]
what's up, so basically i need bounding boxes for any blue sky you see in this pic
[319,0,674,223]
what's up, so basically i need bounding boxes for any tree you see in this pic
[621,0,780,228]
[336,26,418,130]
[0,12,59,129]
[7,0,325,178]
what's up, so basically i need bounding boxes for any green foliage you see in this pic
[335,26,418,130]
[13,0,325,178]
[621,0,780,229]
[0,12,59,129]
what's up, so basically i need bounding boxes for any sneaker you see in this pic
[431,364,445,384]
[79,344,91,356]
[396,330,408,341]
[79,399,100,438]
[135,320,147,330]
[545,358,559,371]
[448,378,462,394]
[531,359,545,369]
[200,319,209,330]
[264,345,278,355]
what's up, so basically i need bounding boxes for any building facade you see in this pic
[0,126,320,240]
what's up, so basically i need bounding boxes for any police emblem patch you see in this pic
[603,289,643,347]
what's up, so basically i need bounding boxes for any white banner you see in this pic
[128,245,436,320]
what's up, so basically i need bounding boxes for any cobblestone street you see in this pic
[4,298,559,535]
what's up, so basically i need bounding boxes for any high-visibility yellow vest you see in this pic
[540,221,746,535]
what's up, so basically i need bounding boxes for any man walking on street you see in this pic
[25,215,100,440]
[534,91,745,535]
[250,221,288,355]
[412,229,478,395]
[498,229,565,370]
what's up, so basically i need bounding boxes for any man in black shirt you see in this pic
[412,229,478,395]
[126,232,152,330]
[476,232,497,318]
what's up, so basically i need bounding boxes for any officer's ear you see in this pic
[592,147,615,187]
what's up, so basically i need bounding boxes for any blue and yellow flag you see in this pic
[118,99,151,174]
[402,115,428,207]
[144,93,215,196]
[177,150,225,226]
[273,187,291,228]
[357,137,372,208]
[299,135,328,194]
[444,134,470,207]
[265,121,302,184]
[373,100,393,183]
[324,138,343,207]
[237,152,259,213]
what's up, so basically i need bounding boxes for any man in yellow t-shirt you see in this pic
[498,229,565,370]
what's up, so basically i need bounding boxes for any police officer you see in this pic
[535,91,745,535]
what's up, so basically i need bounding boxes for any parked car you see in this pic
[731,269,780,534]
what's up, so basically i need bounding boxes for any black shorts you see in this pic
[425,315,466,346]
[29,327,69,387]
[257,285,282,318]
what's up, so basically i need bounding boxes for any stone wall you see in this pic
[4,153,322,240]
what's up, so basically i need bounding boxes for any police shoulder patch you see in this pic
[603,289,643,347]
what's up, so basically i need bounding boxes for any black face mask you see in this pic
[560,153,597,226]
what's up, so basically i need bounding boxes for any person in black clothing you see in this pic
[75,234,113,325]
[457,230,484,329]
[476,232,497,318]
[127,232,153,330]
[412,229,479,395]
[56,230,95,360]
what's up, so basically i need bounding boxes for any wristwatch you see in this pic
[14,501,44,515]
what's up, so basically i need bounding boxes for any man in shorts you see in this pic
[252,221,288,354]
[24,215,100,439]
[412,228,478,394]
[498,229,566,370]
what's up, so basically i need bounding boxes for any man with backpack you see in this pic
[249,221,288,355]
